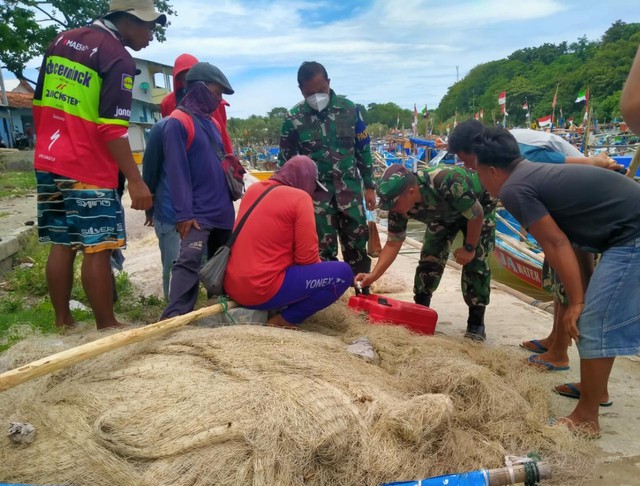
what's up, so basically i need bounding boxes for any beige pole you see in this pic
[0,301,236,392]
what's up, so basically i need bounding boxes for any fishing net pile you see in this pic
[0,302,594,485]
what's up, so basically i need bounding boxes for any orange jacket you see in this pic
[224,180,320,305]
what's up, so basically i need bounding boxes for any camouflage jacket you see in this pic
[388,165,496,241]
[278,90,375,198]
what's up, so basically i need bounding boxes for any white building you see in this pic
[128,57,173,153]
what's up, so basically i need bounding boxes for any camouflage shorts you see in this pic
[541,260,568,305]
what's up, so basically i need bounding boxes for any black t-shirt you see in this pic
[500,160,640,253]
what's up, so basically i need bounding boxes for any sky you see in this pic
[3,0,640,118]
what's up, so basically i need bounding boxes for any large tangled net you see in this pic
[0,302,594,485]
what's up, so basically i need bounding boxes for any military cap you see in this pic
[377,164,414,211]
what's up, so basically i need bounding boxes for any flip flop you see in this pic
[526,354,570,371]
[519,339,548,354]
[553,383,613,407]
[547,417,601,440]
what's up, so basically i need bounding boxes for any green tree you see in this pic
[0,3,57,78]
[0,0,176,79]
[267,107,288,119]
[367,122,389,139]
[366,102,412,128]
[435,22,640,126]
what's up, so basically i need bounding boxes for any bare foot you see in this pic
[265,314,299,330]
[96,321,128,331]
[55,320,77,332]
[57,321,83,336]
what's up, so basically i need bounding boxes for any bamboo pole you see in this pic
[487,461,551,486]
[0,300,237,393]
[626,146,640,179]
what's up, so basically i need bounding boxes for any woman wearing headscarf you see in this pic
[224,156,353,327]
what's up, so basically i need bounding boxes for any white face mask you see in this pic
[306,93,330,112]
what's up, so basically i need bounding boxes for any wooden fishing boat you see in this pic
[494,208,544,289]
[247,170,274,181]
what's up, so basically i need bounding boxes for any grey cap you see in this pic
[186,62,234,95]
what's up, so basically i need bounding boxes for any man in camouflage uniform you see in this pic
[449,120,611,372]
[354,164,497,341]
[279,61,376,283]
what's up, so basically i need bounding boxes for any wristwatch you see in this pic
[464,242,477,252]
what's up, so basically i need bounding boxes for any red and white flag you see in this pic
[522,102,528,110]
[498,91,506,105]
[474,112,479,120]
[538,115,552,127]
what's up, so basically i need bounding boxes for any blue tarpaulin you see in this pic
[408,137,436,148]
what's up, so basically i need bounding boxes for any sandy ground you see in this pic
[2,192,640,484]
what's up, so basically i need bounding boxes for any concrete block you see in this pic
[0,149,35,171]
[0,226,37,274]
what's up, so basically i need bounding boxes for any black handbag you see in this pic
[199,185,279,296]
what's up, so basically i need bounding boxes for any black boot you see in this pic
[414,293,432,308]
[465,305,486,342]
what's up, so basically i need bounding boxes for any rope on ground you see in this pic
[217,295,236,324]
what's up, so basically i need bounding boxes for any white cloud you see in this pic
[5,0,640,118]
[366,0,568,29]
[147,0,628,117]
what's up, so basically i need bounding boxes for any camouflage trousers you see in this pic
[541,261,568,305]
[541,248,594,306]
[414,212,496,307]
[314,196,371,276]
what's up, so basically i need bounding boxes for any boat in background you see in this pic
[247,170,274,181]
[494,208,544,290]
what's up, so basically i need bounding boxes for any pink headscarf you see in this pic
[270,155,322,196]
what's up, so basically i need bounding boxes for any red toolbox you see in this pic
[348,294,438,335]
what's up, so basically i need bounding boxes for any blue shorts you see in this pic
[36,170,125,254]
[577,237,640,359]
